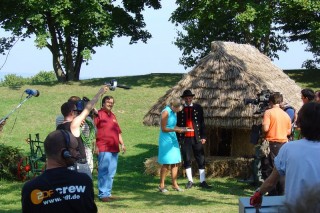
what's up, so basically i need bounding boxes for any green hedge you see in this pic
[0,71,56,86]
[0,143,23,180]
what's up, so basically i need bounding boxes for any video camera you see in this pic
[75,97,90,112]
[105,79,131,90]
[244,90,272,114]
[105,79,118,91]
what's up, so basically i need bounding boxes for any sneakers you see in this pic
[199,181,212,189]
[185,181,193,189]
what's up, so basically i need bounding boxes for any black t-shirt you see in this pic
[21,167,97,213]
[56,122,87,159]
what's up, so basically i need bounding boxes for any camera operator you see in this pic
[56,96,97,174]
[260,92,291,196]
[56,86,109,178]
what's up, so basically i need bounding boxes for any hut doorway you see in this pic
[205,127,255,157]
[218,128,232,156]
[207,127,232,156]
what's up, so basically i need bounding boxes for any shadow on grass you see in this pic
[78,73,184,88]
[0,209,21,213]
[99,142,254,210]
[3,73,184,89]
[284,69,320,89]
[99,175,244,209]
[0,180,24,213]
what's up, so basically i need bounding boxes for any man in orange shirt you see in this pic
[261,92,291,196]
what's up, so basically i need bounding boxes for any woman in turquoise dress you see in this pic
[158,98,186,192]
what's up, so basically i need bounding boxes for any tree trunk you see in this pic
[46,12,66,82]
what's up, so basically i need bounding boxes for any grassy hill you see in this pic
[284,69,320,90]
[0,71,319,212]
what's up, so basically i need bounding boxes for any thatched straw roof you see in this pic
[143,41,302,129]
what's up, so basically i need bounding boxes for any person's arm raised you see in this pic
[71,85,109,137]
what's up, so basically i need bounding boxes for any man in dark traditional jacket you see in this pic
[176,89,211,189]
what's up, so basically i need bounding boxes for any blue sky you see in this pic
[0,1,314,79]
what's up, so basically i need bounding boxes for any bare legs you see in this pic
[159,165,169,189]
[171,164,179,188]
[159,164,180,189]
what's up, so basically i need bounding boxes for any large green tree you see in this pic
[170,0,319,69]
[0,0,161,81]
[279,0,320,69]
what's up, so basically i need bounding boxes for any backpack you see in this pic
[283,106,296,140]
[284,106,296,123]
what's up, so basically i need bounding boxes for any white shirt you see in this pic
[275,138,320,204]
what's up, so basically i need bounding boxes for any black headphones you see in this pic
[60,130,72,159]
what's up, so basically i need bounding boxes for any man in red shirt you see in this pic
[94,96,126,202]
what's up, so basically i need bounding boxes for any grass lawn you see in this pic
[0,71,319,212]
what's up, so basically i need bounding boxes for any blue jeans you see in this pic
[98,152,118,198]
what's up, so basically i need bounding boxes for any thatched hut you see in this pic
[143,41,302,158]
